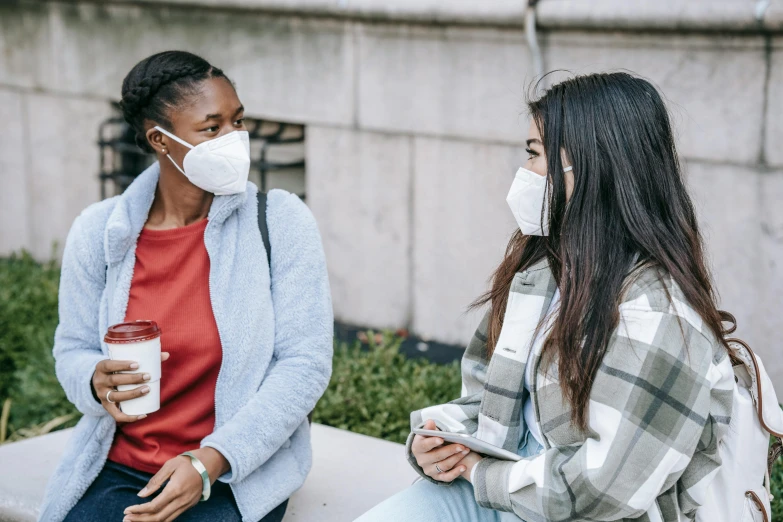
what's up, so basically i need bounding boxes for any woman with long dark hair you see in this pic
[39,51,333,522]
[356,72,734,521]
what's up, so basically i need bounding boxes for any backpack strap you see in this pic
[720,310,783,480]
[257,191,271,268]
[726,336,783,439]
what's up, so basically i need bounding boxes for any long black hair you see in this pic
[120,51,230,152]
[474,72,725,430]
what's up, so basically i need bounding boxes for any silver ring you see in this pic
[435,464,444,474]
[106,390,115,403]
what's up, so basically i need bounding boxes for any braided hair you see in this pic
[120,51,230,152]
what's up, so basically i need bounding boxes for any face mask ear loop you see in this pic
[154,126,193,177]
[153,125,195,150]
[563,166,573,173]
[164,154,187,176]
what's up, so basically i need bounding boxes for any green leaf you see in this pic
[312,334,461,445]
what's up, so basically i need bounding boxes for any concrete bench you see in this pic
[0,424,416,522]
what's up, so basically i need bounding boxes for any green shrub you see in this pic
[313,332,461,444]
[0,252,78,442]
[773,446,783,522]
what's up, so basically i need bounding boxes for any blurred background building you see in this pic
[0,0,781,387]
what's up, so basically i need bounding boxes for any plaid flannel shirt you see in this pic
[406,259,734,521]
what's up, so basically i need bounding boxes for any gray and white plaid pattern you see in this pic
[406,259,734,521]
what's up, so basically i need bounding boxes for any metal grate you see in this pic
[98,112,306,200]
[246,119,306,200]
[98,116,155,199]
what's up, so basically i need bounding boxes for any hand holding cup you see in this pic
[97,320,166,422]
[92,352,169,423]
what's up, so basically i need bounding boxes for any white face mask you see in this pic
[506,165,572,236]
[154,126,251,196]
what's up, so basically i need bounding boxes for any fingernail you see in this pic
[137,414,147,420]
[462,450,469,454]
[142,373,151,381]
[460,467,466,472]
[123,518,130,522]
[129,363,139,369]
[141,386,150,394]
[124,508,131,515]
[138,487,148,497]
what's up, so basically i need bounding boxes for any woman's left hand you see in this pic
[123,448,229,522]
[458,451,484,483]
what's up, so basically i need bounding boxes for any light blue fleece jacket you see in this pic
[38,163,334,522]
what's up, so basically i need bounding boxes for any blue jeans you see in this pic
[354,430,544,522]
[63,460,288,522]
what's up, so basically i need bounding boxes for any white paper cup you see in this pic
[116,379,161,416]
[106,337,162,382]
[104,320,162,416]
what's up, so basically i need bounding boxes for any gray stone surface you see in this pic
[411,136,522,345]
[0,3,355,127]
[765,38,783,167]
[307,126,412,330]
[0,428,72,522]
[284,424,414,521]
[95,0,772,31]
[544,32,767,165]
[536,0,765,31]
[757,171,783,386]
[686,160,759,327]
[764,2,783,31]
[357,25,533,144]
[24,93,112,260]
[358,28,766,158]
[0,90,30,257]
[0,424,415,522]
[685,160,783,391]
[0,4,54,92]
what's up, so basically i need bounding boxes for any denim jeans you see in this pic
[63,460,288,522]
[354,430,545,522]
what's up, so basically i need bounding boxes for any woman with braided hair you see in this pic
[40,51,333,522]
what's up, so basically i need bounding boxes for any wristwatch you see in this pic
[180,451,211,502]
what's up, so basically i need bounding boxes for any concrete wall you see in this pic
[0,0,781,386]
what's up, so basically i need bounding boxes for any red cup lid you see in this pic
[104,320,161,343]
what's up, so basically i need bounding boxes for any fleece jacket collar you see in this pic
[103,162,248,265]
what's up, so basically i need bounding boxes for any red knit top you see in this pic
[107,218,222,474]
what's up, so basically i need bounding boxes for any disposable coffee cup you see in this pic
[104,320,162,416]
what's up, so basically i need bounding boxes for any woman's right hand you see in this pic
[411,419,470,482]
[91,352,169,423]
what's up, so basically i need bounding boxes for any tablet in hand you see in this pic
[412,429,522,461]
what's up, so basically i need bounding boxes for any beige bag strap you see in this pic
[720,311,783,481]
